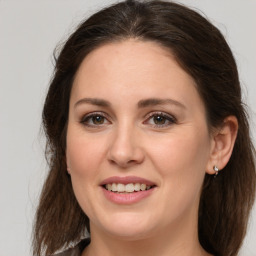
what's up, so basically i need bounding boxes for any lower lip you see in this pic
[101,187,156,204]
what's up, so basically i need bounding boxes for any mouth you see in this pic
[102,183,156,193]
[100,176,157,204]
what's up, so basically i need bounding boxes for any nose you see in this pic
[107,125,145,168]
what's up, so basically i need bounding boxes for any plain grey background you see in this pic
[0,1,255,255]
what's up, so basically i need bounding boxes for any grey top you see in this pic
[53,239,90,256]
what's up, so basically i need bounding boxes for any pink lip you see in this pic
[100,176,156,186]
[101,186,156,205]
[100,176,157,205]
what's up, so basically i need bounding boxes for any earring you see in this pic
[213,165,219,178]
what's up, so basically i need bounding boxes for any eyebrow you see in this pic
[74,97,186,109]
[74,98,111,108]
[137,98,186,109]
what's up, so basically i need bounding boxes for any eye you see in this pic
[80,112,110,127]
[144,112,176,128]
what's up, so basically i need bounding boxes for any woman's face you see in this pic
[66,40,214,240]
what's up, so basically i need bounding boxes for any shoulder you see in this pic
[53,246,80,256]
[52,239,90,256]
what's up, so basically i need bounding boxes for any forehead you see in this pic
[75,39,182,80]
[73,40,194,88]
[71,39,205,114]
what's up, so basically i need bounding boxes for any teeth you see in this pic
[140,184,146,191]
[125,183,134,192]
[112,183,117,192]
[134,183,140,191]
[117,183,125,192]
[104,183,153,193]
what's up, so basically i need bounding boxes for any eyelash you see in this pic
[144,112,176,128]
[80,111,176,128]
[80,112,110,128]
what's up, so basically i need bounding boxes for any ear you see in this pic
[206,116,238,175]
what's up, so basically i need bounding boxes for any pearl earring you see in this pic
[213,165,219,178]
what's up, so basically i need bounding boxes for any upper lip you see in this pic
[100,176,156,186]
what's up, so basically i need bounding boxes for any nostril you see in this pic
[108,158,134,168]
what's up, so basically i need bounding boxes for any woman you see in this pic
[33,1,256,256]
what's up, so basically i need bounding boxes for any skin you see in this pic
[66,40,238,256]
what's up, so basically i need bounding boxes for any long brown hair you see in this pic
[33,1,256,255]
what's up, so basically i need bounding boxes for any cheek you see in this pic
[147,129,211,180]
[66,129,104,178]
[147,131,211,218]
[65,128,106,215]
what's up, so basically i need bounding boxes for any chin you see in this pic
[95,212,156,240]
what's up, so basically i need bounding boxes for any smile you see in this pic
[100,176,157,204]
[104,183,154,193]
